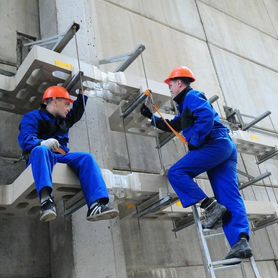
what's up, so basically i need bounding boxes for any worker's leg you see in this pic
[207,142,250,247]
[29,145,57,197]
[29,146,58,222]
[168,137,234,208]
[58,152,109,208]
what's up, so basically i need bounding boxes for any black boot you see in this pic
[201,199,227,229]
[225,238,252,259]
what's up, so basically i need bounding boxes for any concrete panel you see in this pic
[54,0,98,65]
[39,0,58,38]
[0,111,22,157]
[120,218,203,270]
[198,1,278,70]
[0,0,39,64]
[250,227,275,260]
[0,216,50,278]
[127,265,206,278]
[266,224,278,258]
[263,0,278,36]
[93,0,223,103]
[244,260,278,278]
[199,0,278,37]
[103,0,205,40]
[210,45,278,129]
[49,201,75,278]
[71,205,127,278]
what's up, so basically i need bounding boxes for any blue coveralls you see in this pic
[153,87,250,246]
[18,94,109,207]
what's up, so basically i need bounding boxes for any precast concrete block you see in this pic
[0,0,39,64]
[120,218,203,270]
[93,0,225,108]
[101,0,206,40]
[0,216,50,277]
[71,205,127,278]
[266,224,278,258]
[198,1,278,71]
[263,0,278,37]
[210,45,278,130]
[199,0,278,37]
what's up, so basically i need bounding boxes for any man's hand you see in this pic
[41,138,60,152]
[140,104,153,119]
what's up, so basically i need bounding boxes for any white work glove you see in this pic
[40,138,60,152]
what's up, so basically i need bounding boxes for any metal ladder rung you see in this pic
[192,204,261,278]
[212,258,241,267]
[204,231,224,239]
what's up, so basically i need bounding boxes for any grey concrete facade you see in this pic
[0,0,278,278]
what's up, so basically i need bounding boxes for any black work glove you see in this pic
[140,103,153,119]
[188,142,198,151]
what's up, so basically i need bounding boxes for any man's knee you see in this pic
[31,145,50,156]
[168,165,178,182]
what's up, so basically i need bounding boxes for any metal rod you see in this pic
[53,22,80,53]
[115,44,146,72]
[257,149,278,164]
[242,111,271,131]
[63,71,83,92]
[135,196,172,218]
[240,171,272,190]
[208,95,219,104]
[121,93,147,118]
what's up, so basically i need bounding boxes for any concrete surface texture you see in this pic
[0,0,278,277]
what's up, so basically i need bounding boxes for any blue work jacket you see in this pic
[152,87,228,148]
[18,94,88,154]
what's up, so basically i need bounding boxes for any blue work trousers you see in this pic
[168,136,250,246]
[29,146,109,207]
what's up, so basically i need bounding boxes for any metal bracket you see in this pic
[135,194,175,218]
[224,106,272,131]
[99,44,145,72]
[238,170,272,190]
[23,22,80,53]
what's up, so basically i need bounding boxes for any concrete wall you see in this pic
[0,0,278,277]
[87,0,278,277]
[0,3,48,278]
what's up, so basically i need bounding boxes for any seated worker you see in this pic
[18,86,119,222]
[140,67,252,260]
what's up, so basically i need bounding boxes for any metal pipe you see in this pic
[240,171,272,190]
[121,93,147,118]
[115,44,146,72]
[242,111,271,131]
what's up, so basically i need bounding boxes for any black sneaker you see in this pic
[225,238,252,260]
[201,200,227,229]
[86,202,119,222]
[40,197,57,222]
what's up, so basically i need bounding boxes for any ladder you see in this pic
[192,205,261,278]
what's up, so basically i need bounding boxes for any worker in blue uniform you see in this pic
[18,86,118,222]
[140,66,252,260]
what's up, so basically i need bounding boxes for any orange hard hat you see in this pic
[164,66,196,85]
[42,86,73,103]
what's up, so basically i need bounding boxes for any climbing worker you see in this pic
[140,66,252,260]
[18,86,119,222]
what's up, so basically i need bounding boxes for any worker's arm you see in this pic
[183,92,214,148]
[66,93,88,127]
[140,104,182,132]
[18,113,41,153]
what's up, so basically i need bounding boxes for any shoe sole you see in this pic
[202,207,227,229]
[87,209,119,222]
[40,210,57,222]
[225,249,253,261]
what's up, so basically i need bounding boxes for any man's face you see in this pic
[169,79,183,99]
[52,98,72,118]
